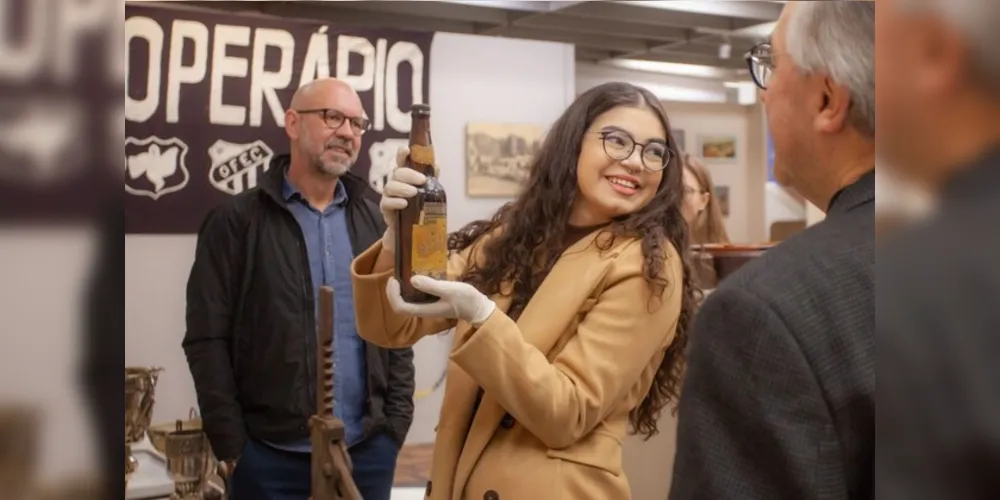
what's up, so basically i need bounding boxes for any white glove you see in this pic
[379,147,427,252]
[386,276,497,326]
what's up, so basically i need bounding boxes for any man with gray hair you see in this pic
[877,0,1000,497]
[670,2,875,499]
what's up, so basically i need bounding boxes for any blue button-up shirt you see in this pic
[266,173,369,452]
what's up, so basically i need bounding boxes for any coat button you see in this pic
[500,414,515,429]
[483,491,499,500]
[425,481,432,496]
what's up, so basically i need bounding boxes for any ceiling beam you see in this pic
[507,13,691,42]
[322,0,512,25]
[556,2,763,31]
[492,26,651,52]
[619,1,784,22]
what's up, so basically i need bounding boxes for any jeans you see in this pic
[229,433,400,500]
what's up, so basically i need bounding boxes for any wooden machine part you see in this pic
[309,286,362,500]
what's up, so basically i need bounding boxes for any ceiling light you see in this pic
[600,59,739,80]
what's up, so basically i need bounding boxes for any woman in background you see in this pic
[681,153,730,245]
[351,82,695,499]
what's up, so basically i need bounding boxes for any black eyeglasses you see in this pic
[597,129,673,172]
[295,108,371,135]
[745,42,774,90]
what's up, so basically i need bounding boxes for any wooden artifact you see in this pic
[309,286,362,500]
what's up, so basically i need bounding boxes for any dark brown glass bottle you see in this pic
[395,104,448,303]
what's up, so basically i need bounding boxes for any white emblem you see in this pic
[208,139,274,195]
[124,136,190,200]
[368,138,408,195]
[0,101,83,186]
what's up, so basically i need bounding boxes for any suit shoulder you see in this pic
[720,212,875,302]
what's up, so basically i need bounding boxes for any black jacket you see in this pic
[182,156,415,461]
[671,171,875,500]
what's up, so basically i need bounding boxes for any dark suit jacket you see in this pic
[877,148,1000,500]
[670,171,876,500]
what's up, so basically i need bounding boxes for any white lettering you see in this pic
[385,41,424,133]
[209,24,250,126]
[55,0,106,83]
[166,20,209,124]
[373,39,386,132]
[299,27,330,88]
[249,28,294,127]
[336,35,375,94]
[124,16,163,123]
[0,0,46,80]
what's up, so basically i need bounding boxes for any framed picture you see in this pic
[466,122,545,198]
[671,128,686,152]
[698,134,738,162]
[714,185,731,217]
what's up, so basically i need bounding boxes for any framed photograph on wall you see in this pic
[671,128,686,152]
[466,122,545,198]
[698,134,738,162]
[714,185,731,217]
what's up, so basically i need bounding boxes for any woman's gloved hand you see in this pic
[386,276,496,327]
[379,147,427,252]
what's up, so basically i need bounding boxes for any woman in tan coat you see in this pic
[351,82,696,500]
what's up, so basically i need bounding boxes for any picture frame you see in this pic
[714,185,731,217]
[698,134,739,162]
[465,122,545,198]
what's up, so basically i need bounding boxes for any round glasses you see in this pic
[295,108,371,136]
[745,42,773,90]
[597,129,673,172]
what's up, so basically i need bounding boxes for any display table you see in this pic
[692,243,774,289]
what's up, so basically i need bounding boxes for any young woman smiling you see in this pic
[351,82,696,500]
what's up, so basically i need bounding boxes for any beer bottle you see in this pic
[395,104,448,303]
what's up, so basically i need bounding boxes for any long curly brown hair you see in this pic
[448,82,696,439]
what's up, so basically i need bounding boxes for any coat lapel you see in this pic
[449,230,618,499]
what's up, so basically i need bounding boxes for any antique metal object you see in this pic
[164,425,212,500]
[149,409,228,498]
[125,366,162,493]
[310,286,362,500]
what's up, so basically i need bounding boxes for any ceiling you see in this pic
[185,0,783,78]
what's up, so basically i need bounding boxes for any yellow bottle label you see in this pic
[411,202,448,280]
[410,144,436,166]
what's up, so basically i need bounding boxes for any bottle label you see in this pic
[410,144,435,165]
[411,202,448,280]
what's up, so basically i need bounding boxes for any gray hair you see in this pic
[899,0,1000,92]
[783,1,875,138]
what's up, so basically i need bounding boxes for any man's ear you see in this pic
[284,109,299,140]
[815,76,851,134]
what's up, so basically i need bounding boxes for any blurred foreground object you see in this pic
[0,406,38,500]
[874,168,935,238]
[875,0,1000,496]
[125,367,163,494]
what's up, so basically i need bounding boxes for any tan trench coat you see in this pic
[351,230,683,500]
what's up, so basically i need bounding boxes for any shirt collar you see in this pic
[282,170,349,207]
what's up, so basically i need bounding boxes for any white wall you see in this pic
[576,62,730,103]
[124,32,576,452]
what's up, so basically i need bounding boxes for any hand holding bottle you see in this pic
[379,146,427,252]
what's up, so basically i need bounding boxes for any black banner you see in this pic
[125,4,433,233]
